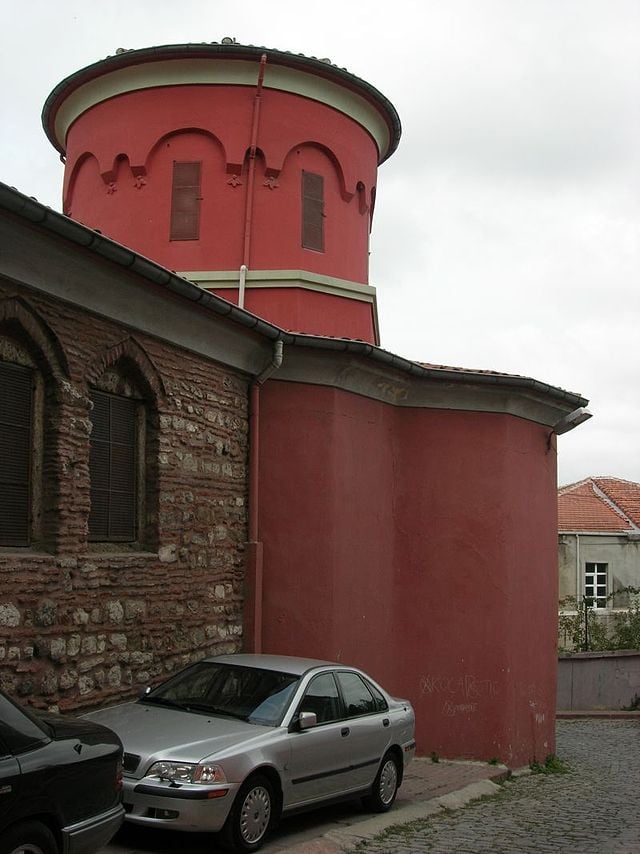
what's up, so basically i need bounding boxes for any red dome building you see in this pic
[20,40,591,766]
[43,41,400,344]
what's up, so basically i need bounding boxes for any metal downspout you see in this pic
[238,53,267,309]
[238,264,248,310]
[246,341,283,653]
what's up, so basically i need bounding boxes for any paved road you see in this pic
[357,720,640,853]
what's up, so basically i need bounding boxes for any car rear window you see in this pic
[0,693,49,754]
[336,671,389,716]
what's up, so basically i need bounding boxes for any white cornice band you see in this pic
[53,59,391,160]
[181,269,376,303]
[183,268,380,344]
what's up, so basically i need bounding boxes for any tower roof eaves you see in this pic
[42,42,402,164]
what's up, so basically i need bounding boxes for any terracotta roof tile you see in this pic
[558,477,640,532]
[417,362,526,377]
[591,477,640,528]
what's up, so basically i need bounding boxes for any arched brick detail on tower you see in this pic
[101,153,137,185]
[145,127,228,173]
[247,141,369,282]
[63,151,102,216]
[281,140,354,201]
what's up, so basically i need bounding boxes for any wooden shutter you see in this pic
[170,161,202,241]
[0,362,33,547]
[302,171,324,251]
[89,390,138,542]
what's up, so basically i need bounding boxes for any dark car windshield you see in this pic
[0,692,50,755]
[141,662,300,726]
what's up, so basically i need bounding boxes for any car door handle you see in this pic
[0,786,12,795]
[382,718,390,727]
[341,727,350,737]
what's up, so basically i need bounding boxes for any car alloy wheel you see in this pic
[239,781,271,844]
[222,773,275,851]
[363,750,400,813]
[378,755,399,806]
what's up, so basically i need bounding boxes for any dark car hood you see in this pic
[35,710,122,747]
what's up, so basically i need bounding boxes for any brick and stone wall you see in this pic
[0,279,249,711]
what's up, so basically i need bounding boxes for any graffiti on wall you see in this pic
[420,673,500,717]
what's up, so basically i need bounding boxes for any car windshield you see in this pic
[0,692,50,753]
[141,662,300,726]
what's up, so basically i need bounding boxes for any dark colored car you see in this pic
[0,690,124,854]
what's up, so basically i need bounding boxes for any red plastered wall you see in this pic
[63,86,377,285]
[257,381,558,767]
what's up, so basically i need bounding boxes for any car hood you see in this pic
[35,710,122,749]
[84,702,272,778]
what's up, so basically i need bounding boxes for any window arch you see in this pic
[0,297,69,549]
[86,338,163,548]
[0,357,35,547]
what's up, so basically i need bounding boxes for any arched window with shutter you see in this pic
[0,361,33,546]
[86,337,163,549]
[301,170,324,252]
[88,389,140,542]
[170,161,202,241]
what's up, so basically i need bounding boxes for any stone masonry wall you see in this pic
[0,279,249,711]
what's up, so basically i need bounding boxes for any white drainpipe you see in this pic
[238,264,248,309]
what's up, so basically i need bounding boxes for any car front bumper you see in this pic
[62,804,124,854]
[122,776,240,832]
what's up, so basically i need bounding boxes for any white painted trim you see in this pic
[180,269,376,304]
[53,59,390,158]
[558,531,634,536]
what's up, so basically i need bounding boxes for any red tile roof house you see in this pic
[558,477,640,644]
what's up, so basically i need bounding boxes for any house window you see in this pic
[301,171,324,251]
[88,390,139,542]
[170,161,202,241]
[584,562,608,609]
[0,362,33,547]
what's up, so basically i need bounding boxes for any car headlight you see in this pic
[147,761,227,784]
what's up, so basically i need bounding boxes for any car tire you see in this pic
[0,820,58,854]
[221,774,275,852]
[363,750,400,813]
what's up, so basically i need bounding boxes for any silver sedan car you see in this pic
[84,654,415,851]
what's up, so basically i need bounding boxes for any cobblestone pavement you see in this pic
[353,720,640,853]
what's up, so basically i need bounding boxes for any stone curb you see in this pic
[557,710,640,719]
[278,778,505,854]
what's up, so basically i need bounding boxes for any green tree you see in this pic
[559,587,640,653]
[611,598,640,650]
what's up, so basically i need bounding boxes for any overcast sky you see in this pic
[2,0,639,486]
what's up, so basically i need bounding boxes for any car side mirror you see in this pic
[298,711,317,730]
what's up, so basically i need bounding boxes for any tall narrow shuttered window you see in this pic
[170,161,202,241]
[0,362,32,547]
[302,171,324,251]
[89,390,138,542]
